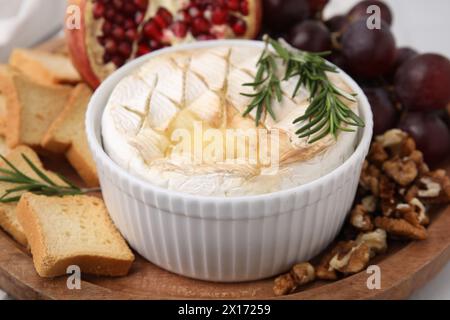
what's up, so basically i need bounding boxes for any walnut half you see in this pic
[374,216,427,240]
[273,263,315,296]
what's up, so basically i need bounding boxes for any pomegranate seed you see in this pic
[181,10,192,24]
[105,8,115,20]
[125,29,138,41]
[232,19,247,36]
[123,3,136,15]
[134,0,148,11]
[157,7,173,25]
[211,6,228,25]
[137,43,151,56]
[112,0,123,10]
[118,42,132,57]
[154,8,173,29]
[135,11,144,24]
[143,19,163,40]
[112,26,126,40]
[149,40,162,49]
[112,56,125,67]
[93,2,105,19]
[228,14,237,25]
[227,0,240,11]
[191,17,210,35]
[171,21,188,38]
[114,14,125,25]
[153,16,165,29]
[123,18,135,30]
[189,6,203,18]
[102,21,113,35]
[240,0,249,16]
[104,38,117,54]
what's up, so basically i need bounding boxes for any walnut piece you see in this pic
[273,273,297,296]
[329,241,371,274]
[398,137,417,157]
[418,177,441,198]
[350,204,374,231]
[360,161,381,195]
[368,141,388,166]
[291,263,315,285]
[382,158,418,187]
[374,216,427,240]
[316,249,339,280]
[409,198,429,225]
[409,150,429,175]
[379,175,397,216]
[376,129,406,148]
[395,202,428,228]
[356,228,388,257]
[361,195,377,213]
[407,170,450,204]
[273,263,315,296]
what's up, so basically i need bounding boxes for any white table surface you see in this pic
[1,0,449,300]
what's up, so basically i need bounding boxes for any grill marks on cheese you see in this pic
[103,46,359,196]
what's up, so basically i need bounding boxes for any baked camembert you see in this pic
[102,44,360,196]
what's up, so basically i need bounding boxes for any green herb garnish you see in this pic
[241,36,365,143]
[0,154,99,203]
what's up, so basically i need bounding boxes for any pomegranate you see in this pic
[66,0,262,88]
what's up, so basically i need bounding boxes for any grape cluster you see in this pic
[261,0,450,165]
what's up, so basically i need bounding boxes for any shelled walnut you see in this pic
[273,263,315,296]
[273,129,450,296]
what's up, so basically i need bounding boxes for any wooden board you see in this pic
[0,38,450,300]
[0,158,449,300]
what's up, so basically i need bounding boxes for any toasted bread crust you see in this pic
[9,49,81,86]
[17,193,134,278]
[0,66,21,147]
[66,144,99,187]
[0,66,73,148]
[0,203,28,246]
[42,83,98,187]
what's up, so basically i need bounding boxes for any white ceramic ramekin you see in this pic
[86,40,373,282]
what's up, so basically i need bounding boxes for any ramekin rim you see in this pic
[86,39,373,207]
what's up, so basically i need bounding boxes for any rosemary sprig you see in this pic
[241,40,283,125]
[240,36,365,143]
[0,154,99,203]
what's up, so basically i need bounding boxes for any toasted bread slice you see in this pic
[0,146,65,247]
[0,90,6,135]
[17,193,134,278]
[0,136,9,155]
[9,48,81,85]
[0,65,73,148]
[42,83,98,187]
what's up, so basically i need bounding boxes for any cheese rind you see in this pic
[102,45,360,197]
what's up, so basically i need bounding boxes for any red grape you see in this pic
[262,0,310,32]
[348,0,393,25]
[287,20,331,52]
[395,54,450,111]
[399,112,450,165]
[341,19,396,78]
[363,87,398,135]
[327,51,347,69]
[386,47,418,81]
[325,15,348,33]
[307,0,329,16]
